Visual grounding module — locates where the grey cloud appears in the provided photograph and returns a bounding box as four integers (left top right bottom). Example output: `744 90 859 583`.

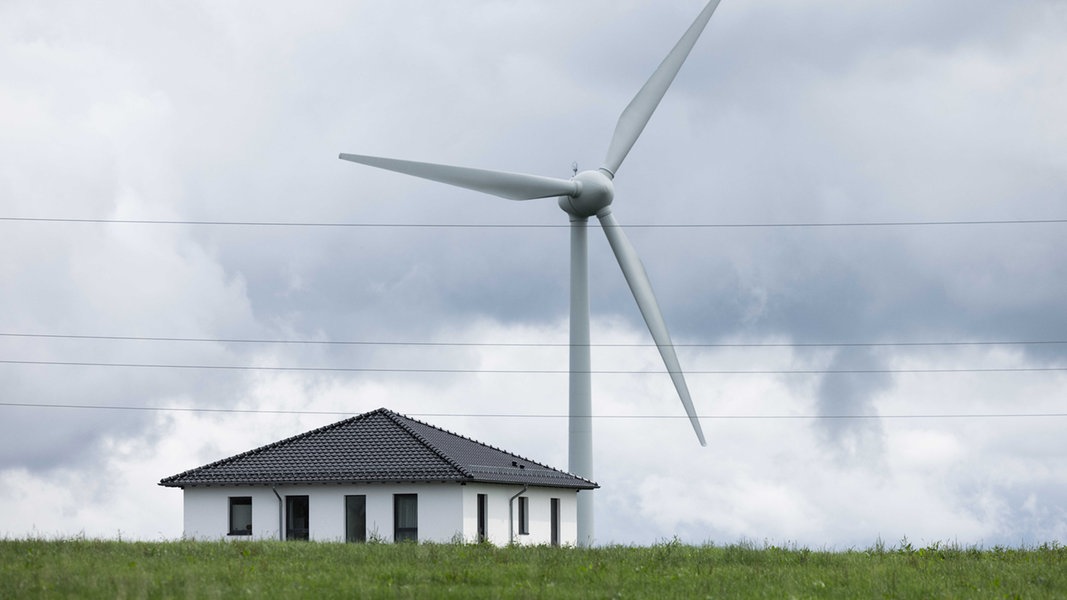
813 348 891 463
1 0 1064 546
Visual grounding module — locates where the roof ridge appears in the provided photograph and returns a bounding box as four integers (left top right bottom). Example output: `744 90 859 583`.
381 408 474 479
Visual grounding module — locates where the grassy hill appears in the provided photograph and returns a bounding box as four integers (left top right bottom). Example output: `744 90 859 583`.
3 538 1064 598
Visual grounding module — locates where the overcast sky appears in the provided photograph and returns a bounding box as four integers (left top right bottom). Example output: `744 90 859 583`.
1 0 1065 548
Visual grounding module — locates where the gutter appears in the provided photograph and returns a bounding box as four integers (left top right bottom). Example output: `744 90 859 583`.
272 486 283 541
507 484 528 545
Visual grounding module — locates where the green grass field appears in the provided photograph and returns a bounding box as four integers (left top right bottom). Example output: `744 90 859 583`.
3 538 1064 598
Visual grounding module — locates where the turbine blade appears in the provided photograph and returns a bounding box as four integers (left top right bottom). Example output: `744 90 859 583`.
602 0 723 176
339 153 578 201
598 211 707 446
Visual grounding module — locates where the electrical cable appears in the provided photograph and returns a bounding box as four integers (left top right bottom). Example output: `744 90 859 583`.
2 332 1064 349
2 358 1065 375
3 216 1066 228
0 401 1064 420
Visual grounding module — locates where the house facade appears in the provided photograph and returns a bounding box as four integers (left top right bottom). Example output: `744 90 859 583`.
160 408 596 545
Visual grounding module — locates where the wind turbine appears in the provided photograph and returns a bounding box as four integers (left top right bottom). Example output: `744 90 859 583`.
341 0 721 546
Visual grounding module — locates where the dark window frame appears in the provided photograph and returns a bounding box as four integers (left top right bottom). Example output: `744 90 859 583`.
518 496 529 535
550 498 561 547
476 493 488 543
285 495 310 541
345 495 367 543
228 496 253 536
394 493 418 542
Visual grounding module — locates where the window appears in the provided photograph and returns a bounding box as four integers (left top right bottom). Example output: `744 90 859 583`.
476 493 488 543
550 498 560 547
394 494 418 542
518 496 529 535
229 496 252 536
345 495 367 543
286 495 309 541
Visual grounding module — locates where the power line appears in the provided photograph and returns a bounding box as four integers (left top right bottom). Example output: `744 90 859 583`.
2 216 1066 228
1 401 1064 420
2 358 1065 375
3 332 1065 349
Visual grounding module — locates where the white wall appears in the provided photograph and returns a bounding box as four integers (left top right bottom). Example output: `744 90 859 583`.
179 483 580 545
460 483 512 546
459 484 579 546
303 483 463 543
183 487 283 541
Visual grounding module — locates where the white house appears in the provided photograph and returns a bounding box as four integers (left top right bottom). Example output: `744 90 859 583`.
160 408 597 546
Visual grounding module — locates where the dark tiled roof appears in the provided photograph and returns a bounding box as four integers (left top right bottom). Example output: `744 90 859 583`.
159 408 597 490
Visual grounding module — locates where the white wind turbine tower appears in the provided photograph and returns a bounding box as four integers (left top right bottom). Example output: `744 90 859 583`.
341 0 722 546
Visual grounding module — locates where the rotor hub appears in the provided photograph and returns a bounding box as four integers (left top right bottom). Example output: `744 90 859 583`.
559 169 615 218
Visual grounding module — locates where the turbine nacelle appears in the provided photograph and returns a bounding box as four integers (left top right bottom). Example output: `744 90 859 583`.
559 169 615 219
